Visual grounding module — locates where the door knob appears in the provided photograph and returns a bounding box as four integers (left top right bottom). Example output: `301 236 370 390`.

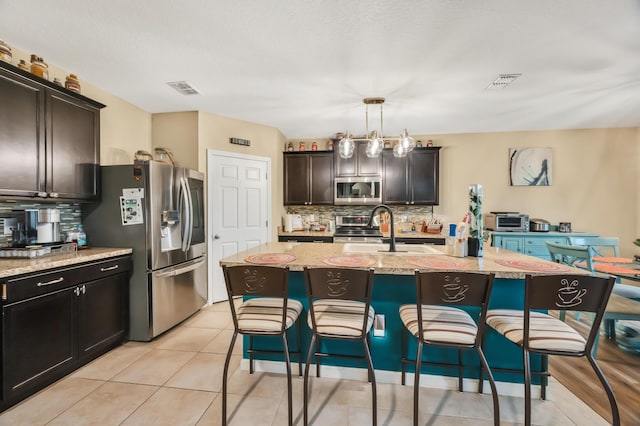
214 234 220 240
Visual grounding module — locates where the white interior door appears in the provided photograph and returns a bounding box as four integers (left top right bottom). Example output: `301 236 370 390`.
207 150 271 303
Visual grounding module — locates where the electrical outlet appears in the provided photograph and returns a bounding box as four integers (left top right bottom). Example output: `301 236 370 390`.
373 314 385 337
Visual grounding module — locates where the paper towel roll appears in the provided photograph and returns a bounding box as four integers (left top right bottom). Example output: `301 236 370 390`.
284 214 294 232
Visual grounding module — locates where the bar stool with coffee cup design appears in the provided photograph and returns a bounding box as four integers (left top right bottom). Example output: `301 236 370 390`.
303 267 377 425
221 265 303 426
486 274 620 426
399 271 500 426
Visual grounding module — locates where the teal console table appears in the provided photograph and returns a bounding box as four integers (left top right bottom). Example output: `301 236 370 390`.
491 231 598 260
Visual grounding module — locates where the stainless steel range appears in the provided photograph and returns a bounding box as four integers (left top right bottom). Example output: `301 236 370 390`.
333 215 383 243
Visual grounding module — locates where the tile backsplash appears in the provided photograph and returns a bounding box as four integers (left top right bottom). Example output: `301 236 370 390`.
284 205 438 228
0 201 82 246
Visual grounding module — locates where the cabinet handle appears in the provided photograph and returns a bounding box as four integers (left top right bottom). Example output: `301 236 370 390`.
74 287 80 296
100 265 119 272
81 285 86 294
37 277 64 287
37 192 48 198
49 192 59 198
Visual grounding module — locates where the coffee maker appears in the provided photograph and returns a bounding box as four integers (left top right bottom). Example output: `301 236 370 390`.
36 208 61 244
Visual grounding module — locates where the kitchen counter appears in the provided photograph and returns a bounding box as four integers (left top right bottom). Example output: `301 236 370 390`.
220 242 586 278
277 229 447 240
0 247 133 279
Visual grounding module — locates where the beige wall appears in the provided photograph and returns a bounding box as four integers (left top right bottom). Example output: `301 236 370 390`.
150 111 287 240
197 111 288 240
151 111 199 169
412 128 638 256
10 47 152 165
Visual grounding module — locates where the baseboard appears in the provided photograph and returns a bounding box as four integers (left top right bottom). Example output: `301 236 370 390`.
240 359 545 398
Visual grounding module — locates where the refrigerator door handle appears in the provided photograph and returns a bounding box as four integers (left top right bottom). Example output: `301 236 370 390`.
154 257 206 278
179 176 193 252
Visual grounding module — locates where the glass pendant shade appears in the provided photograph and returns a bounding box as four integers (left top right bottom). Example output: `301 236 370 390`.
393 142 407 158
399 129 415 152
338 134 355 159
365 131 384 158
340 98 416 159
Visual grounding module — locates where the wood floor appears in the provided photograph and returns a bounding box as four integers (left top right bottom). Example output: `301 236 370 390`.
548 313 640 425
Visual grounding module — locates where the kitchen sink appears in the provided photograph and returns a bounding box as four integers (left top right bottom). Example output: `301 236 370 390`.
342 243 444 255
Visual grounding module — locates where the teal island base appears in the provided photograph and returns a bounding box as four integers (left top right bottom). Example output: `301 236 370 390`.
240 271 547 397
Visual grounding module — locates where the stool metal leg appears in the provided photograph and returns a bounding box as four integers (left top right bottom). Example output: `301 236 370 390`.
282 334 293 426
303 333 316 426
475 346 500 426
457 348 464 392
222 330 239 426
249 335 254 374
541 354 547 400
523 348 532 426
296 319 303 376
401 327 407 386
315 335 321 378
413 341 423 426
587 353 620 425
362 335 377 426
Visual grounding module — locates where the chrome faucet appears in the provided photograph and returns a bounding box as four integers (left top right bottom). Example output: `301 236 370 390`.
367 204 396 252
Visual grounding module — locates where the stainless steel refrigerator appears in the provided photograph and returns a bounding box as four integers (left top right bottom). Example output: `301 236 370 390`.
83 161 207 341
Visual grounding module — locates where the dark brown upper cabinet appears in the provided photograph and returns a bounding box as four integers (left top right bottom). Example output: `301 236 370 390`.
0 62 105 201
382 147 440 205
335 140 381 177
284 152 334 205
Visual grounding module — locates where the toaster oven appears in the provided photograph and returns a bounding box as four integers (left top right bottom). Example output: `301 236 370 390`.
484 213 529 232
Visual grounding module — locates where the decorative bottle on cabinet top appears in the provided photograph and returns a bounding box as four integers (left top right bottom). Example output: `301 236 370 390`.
0 40 12 63
30 54 49 80
65 74 81 93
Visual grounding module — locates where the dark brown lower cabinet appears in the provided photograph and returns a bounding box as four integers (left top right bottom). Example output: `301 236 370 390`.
0 255 131 411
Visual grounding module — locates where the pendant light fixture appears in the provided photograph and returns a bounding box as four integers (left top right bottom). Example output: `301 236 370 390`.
338 97 415 159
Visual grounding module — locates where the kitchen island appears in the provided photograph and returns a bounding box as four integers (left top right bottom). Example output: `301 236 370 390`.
220 242 586 393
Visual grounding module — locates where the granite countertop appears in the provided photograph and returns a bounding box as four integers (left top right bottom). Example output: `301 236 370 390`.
219 242 586 278
0 247 133 279
278 230 445 239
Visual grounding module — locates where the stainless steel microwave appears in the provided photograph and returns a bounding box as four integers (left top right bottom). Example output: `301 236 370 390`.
484 213 529 232
334 177 382 205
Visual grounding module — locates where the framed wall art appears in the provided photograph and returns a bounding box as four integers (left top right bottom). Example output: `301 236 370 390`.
509 147 552 186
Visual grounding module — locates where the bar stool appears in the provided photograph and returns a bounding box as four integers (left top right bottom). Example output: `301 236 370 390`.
399 271 500 426
486 274 620 426
303 267 376 426
221 265 303 426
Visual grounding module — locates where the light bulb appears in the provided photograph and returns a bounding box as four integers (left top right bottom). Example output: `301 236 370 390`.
393 142 407 158
338 134 355 159
399 129 415 152
365 133 384 158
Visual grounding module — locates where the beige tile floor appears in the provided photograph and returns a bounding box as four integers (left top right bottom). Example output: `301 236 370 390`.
0 300 608 425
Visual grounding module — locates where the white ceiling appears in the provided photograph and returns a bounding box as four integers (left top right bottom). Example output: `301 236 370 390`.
2 0 639 139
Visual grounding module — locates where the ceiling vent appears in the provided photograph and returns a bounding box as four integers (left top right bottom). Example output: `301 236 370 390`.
486 74 521 90
166 81 200 95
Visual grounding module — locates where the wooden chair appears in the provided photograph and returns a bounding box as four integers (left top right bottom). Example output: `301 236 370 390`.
303 267 376 426
400 271 499 426
546 242 596 322
568 236 640 299
567 236 620 257
486 274 619 426
221 265 303 426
